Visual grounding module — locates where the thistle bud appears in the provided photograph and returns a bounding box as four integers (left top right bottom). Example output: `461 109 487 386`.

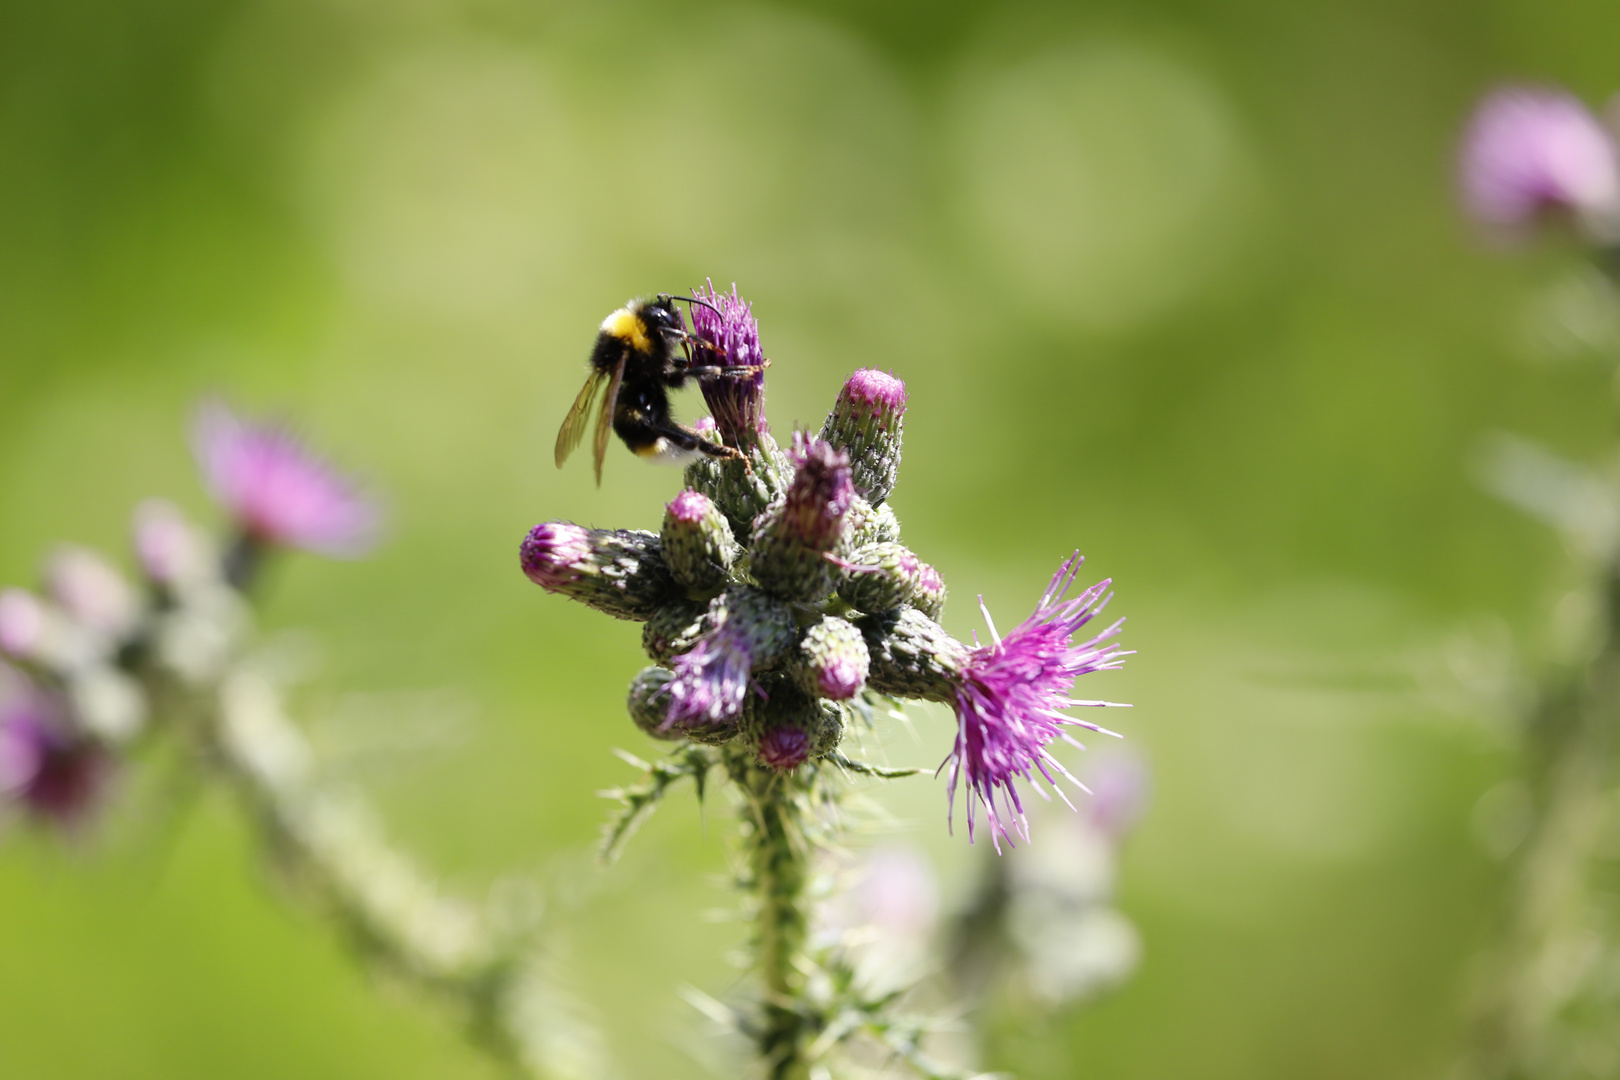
857 606 969 703
757 724 810 771
627 667 737 745
0 590 46 660
641 599 711 665
520 523 675 621
913 562 947 621
133 499 203 588
794 616 870 700
46 547 138 641
819 369 907 505
664 587 796 728
660 490 738 594
750 435 853 603
748 675 846 770
843 496 900 550
836 542 928 614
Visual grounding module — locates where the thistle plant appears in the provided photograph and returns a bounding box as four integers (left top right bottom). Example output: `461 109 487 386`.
522 283 1133 1077
0 402 597 1080
0 284 1136 1080
1456 84 1620 1080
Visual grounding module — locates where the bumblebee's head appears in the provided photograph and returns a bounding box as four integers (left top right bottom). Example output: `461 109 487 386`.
600 296 685 357
641 295 685 335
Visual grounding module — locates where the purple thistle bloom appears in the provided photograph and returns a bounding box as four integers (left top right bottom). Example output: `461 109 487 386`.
781 433 855 550
192 399 380 558
1085 752 1151 842
662 589 796 730
1460 86 1620 240
816 650 866 700
0 682 108 826
664 623 756 729
840 368 908 416
519 522 596 592
944 553 1130 852
666 489 713 524
689 281 767 447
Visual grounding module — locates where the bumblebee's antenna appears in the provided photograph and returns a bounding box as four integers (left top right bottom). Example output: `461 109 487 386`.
666 293 724 318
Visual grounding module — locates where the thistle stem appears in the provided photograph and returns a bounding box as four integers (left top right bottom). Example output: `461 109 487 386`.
731 751 812 1080
1465 564 1620 1077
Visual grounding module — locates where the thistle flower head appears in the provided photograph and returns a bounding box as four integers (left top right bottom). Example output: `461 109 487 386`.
821 369 907 504
665 625 756 729
627 666 737 744
690 281 766 447
749 435 854 602
781 433 855 550
1460 86 1620 240
520 522 595 592
520 523 674 621
757 724 811 771
663 589 795 730
945 553 1130 852
0 677 108 826
795 615 870 700
192 399 380 557
660 490 737 593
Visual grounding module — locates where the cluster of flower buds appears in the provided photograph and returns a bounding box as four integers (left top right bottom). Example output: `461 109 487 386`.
521 286 1131 848
0 402 377 829
1460 86 1620 244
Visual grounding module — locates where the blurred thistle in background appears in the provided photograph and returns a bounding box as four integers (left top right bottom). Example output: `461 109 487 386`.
1458 81 1620 1080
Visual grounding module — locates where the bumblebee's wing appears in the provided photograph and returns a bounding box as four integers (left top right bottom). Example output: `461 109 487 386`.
592 353 628 486
555 369 609 469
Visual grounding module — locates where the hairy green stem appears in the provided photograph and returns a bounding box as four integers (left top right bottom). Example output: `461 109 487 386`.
730 751 813 1080
191 665 548 1078
1464 566 1620 1079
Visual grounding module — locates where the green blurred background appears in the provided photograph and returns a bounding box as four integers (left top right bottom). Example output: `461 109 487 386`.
1 0 1614 1076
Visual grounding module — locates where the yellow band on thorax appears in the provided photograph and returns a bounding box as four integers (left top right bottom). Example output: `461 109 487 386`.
601 307 653 354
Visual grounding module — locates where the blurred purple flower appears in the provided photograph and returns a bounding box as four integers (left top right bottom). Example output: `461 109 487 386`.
192 400 379 557
132 499 203 587
945 553 1130 852
689 281 767 446
849 845 940 936
45 547 137 640
1085 752 1151 842
1460 86 1620 240
0 590 45 660
0 681 108 826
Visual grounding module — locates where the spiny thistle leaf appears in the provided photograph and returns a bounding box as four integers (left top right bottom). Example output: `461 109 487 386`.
597 743 720 863
824 750 920 779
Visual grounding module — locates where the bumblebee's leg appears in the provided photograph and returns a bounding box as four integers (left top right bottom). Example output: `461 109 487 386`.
640 419 745 463
684 358 771 380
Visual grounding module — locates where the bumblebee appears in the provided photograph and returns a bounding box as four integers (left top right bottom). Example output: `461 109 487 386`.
555 295 755 484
